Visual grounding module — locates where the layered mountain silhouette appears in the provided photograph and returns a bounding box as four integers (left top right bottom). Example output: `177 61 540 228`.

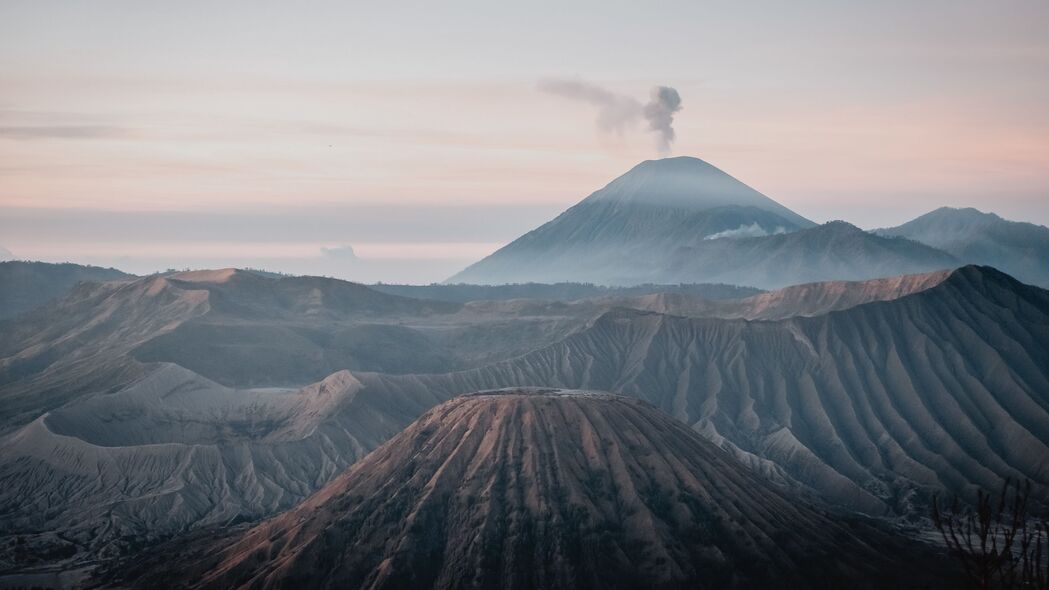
3 152 1047 588
2 265 1046 572
877 206 1049 287
361 266 1049 514
450 157 813 285
112 390 943 590
0 268 605 431
657 220 956 289
0 266 774 431
450 157 959 287
0 261 132 320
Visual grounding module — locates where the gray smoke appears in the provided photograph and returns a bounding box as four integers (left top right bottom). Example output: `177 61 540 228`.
643 86 682 154
537 78 682 154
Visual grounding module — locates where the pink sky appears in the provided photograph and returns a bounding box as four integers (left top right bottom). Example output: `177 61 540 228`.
2 1 1047 282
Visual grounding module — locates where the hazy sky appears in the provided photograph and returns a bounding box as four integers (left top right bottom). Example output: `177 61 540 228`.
2 1 1048 282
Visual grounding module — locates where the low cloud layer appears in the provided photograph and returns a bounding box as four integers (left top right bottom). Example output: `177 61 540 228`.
537 79 683 154
705 223 787 240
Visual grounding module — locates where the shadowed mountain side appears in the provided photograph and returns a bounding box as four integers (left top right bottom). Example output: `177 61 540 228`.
0 363 448 571
0 269 603 432
877 207 1049 287
454 218 957 289
658 221 957 289
0 261 133 320
0 274 213 431
109 391 949 590
356 266 1049 515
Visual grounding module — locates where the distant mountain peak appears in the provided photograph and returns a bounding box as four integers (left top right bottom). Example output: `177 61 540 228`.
636 154 714 167
923 206 1002 223
931 205 993 215
582 156 812 226
0 260 133 319
878 207 1049 287
448 157 823 285
626 155 724 175
819 220 866 233
943 264 1021 289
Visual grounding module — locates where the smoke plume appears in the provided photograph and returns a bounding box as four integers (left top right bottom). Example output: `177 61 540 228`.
643 86 682 154
537 78 683 154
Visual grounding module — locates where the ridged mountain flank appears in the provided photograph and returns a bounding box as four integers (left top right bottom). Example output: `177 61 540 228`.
0 268 461 431
449 158 957 287
609 267 954 320
362 266 1049 515
119 390 941 590
3 265 1044 571
877 207 1049 287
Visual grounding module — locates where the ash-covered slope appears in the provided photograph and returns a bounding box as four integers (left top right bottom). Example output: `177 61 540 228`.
608 267 953 320
877 207 1049 287
2 266 1043 573
0 363 446 572
362 266 1049 514
0 272 212 431
0 268 602 432
450 157 816 285
121 390 937 590
128 269 465 384
0 261 132 319
716 266 953 319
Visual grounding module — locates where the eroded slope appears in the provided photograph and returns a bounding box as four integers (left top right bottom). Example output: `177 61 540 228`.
359 266 1049 514
118 391 939 590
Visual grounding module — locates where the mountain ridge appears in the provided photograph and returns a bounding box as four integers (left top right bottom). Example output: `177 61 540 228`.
110 390 945 590
578 156 813 225
449 158 960 287
450 157 817 285
0 261 133 320
360 265 1049 514
1 265 1044 570
877 206 1049 287
608 266 953 320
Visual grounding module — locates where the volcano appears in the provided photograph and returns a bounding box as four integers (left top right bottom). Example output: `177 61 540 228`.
121 389 943 590
449 157 955 287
